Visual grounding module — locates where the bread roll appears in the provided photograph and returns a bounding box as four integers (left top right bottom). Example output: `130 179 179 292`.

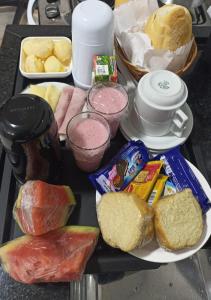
144 4 192 51
54 40 71 65
25 55 44 73
23 39 54 59
154 189 203 251
44 56 64 73
97 192 154 252
115 0 128 8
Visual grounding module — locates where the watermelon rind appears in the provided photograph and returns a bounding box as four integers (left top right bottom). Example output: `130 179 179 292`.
64 226 99 234
64 186 76 205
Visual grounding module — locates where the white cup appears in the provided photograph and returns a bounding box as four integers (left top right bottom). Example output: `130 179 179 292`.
132 70 189 137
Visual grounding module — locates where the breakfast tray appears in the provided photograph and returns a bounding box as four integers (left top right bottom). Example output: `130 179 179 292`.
0 25 211 275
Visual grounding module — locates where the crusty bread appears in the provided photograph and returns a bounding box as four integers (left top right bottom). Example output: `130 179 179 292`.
154 189 203 251
144 4 192 51
97 192 154 252
115 0 128 8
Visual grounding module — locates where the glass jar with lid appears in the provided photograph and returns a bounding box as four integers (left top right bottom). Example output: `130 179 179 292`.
0 94 60 183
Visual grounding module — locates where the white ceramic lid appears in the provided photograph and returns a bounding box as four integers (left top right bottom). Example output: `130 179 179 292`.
138 70 188 109
72 0 114 44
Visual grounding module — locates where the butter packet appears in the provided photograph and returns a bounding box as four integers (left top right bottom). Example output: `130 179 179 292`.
92 55 117 83
89 140 149 194
125 161 163 202
148 175 168 206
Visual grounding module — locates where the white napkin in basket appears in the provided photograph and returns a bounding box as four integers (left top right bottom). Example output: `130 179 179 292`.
114 0 193 72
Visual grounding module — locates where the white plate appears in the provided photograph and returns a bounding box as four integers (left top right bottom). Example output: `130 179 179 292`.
22 81 70 94
19 37 72 79
22 81 70 141
120 103 193 152
96 160 211 263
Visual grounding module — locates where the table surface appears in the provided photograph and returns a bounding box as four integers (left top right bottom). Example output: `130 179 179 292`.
0 24 211 298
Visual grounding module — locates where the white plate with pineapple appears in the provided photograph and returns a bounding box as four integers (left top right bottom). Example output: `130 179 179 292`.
22 82 70 141
22 81 69 112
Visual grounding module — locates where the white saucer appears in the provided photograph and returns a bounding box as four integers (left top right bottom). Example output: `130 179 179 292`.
120 103 193 151
96 161 211 263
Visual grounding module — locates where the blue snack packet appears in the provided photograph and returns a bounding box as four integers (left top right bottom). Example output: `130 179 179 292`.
89 140 149 194
155 147 211 214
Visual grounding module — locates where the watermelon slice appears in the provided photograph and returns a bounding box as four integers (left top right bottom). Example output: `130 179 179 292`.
13 180 76 235
0 226 99 284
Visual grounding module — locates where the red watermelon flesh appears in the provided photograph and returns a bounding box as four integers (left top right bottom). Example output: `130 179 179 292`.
0 226 99 284
13 181 76 235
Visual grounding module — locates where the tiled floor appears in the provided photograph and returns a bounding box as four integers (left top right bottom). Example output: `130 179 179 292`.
0 7 16 46
69 251 211 300
99 254 208 300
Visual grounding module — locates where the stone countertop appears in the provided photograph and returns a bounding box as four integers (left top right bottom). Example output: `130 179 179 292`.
0 267 70 300
0 7 16 46
182 35 211 183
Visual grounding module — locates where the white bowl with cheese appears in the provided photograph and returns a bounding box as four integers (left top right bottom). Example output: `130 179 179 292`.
19 36 72 79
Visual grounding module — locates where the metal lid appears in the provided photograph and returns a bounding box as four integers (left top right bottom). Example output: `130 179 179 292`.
0 94 54 143
138 70 188 110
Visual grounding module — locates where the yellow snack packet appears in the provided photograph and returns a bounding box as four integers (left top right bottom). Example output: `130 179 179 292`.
148 175 168 207
125 161 163 201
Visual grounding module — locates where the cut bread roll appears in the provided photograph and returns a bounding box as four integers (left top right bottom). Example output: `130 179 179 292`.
97 192 154 252
154 189 203 251
144 4 192 51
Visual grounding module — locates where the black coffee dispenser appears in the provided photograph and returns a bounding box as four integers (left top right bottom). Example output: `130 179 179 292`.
0 94 60 183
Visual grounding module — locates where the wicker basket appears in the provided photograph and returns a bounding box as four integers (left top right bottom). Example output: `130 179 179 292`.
115 38 198 81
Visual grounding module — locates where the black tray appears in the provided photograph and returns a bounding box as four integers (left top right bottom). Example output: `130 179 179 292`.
0 25 211 277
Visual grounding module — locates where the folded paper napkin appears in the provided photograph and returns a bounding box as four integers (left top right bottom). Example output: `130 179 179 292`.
114 0 193 72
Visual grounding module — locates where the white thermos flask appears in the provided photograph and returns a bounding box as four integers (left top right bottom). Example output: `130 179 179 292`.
72 0 114 89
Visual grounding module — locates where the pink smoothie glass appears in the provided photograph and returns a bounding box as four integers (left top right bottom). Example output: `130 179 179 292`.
87 82 128 138
66 112 110 172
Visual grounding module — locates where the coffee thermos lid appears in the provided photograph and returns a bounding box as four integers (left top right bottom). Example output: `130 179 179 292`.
72 0 114 45
0 94 54 143
72 0 114 89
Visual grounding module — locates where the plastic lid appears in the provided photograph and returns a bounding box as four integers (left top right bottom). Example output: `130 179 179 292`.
138 70 188 109
0 94 54 143
72 0 114 44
